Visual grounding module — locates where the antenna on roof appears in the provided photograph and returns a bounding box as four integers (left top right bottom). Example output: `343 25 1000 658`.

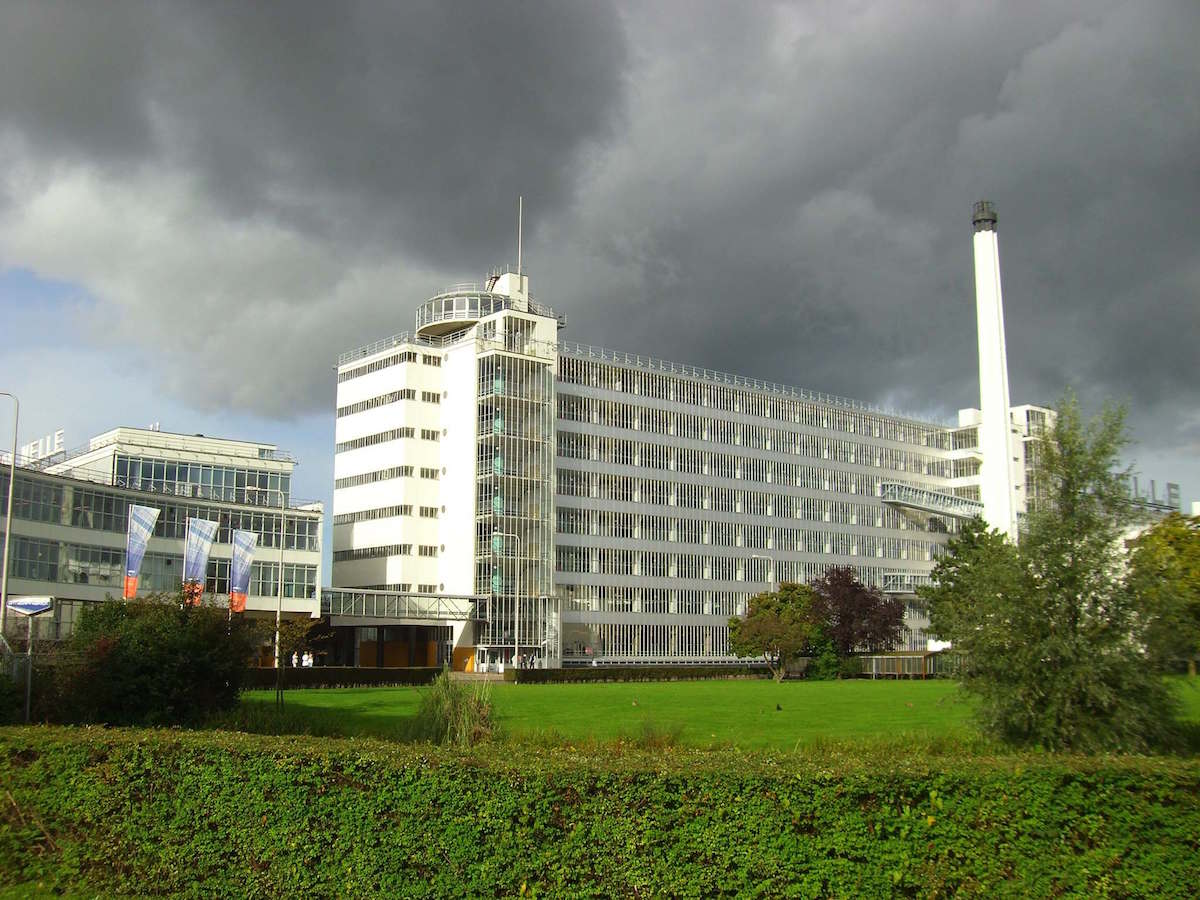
517 195 523 276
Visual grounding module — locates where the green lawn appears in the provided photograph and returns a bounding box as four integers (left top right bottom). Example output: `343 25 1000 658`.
235 675 1200 750
238 679 967 749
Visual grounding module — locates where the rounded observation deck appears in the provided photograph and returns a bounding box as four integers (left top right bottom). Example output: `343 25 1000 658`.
415 286 520 338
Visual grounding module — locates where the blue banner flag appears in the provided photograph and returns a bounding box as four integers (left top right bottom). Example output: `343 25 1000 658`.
182 518 219 605
229 529 258 613
123 504 160 599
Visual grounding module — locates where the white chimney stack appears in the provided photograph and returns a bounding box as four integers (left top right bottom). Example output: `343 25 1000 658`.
972 201 1018 540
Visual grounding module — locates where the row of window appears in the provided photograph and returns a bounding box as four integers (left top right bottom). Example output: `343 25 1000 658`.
557 501 917 537
337 350 418 383
115 455 291 505
334 466 414 489
558 429 954 481
555 540 935 580
333 505 412 525
336 389 416 418
332 543 440 562
4 534 318 598
557 395 954 473
555 509 942 556
333 427 444 454
563 622 731 661
561 584 748 616
73 487 320 550
334 544 410 562
0 474 321 550
558 356 949 447
558 583 929 651
335 427 414 453
556 468 890 512
352 583 442 594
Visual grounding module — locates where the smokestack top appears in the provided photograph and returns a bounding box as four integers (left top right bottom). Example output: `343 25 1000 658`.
972 200 998 232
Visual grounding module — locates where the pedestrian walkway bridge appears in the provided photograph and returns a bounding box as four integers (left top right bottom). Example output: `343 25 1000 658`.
879 482 983 520
321 589 485 624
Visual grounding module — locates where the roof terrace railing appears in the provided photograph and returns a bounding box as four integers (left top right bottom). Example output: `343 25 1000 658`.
557 342 952 426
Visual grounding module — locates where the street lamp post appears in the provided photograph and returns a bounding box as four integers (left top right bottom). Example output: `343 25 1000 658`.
0 391 19 650
249 487 288 708
272 491 287 709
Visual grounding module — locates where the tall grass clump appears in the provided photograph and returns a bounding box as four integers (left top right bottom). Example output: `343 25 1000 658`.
412 670 493 746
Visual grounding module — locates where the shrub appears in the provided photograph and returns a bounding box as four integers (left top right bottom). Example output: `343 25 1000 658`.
411 669 493 746
513 664 770 683
2 728 1199 897
49 595 262 726
0 672 20 724
242 666 440 689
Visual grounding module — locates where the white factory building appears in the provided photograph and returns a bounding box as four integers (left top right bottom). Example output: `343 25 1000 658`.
329 202 1082 670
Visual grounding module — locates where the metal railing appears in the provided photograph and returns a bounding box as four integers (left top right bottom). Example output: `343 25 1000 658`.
337 328 476 366
558 343 952 426
322 589 484 621
33 434 297 470
879 482 983 519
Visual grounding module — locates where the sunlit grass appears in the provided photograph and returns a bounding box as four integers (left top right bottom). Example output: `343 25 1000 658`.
224 675 1200 751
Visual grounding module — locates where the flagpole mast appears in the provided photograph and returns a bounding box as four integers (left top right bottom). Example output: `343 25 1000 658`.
275 490 286 709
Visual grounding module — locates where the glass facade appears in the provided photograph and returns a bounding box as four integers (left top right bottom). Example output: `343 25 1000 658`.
473 347 557 658
0 533 316 599
114 454 291 505
553 352 960 658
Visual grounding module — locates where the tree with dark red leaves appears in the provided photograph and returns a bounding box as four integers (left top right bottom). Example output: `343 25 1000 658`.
810 566 906 657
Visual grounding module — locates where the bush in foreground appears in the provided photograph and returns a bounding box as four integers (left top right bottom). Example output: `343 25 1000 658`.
47 595 262 725
1 727 1198 897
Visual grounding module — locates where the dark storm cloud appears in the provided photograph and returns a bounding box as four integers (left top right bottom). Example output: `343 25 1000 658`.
534 0 1200 468
0 0 627 265
0 0 1197 495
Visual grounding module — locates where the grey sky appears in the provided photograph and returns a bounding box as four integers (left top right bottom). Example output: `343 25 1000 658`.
1 0 1197 503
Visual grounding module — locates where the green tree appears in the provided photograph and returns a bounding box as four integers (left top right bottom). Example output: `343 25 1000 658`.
728 582 821 681
1128 513 1200 675
51 592 264 725
922 392 1179 752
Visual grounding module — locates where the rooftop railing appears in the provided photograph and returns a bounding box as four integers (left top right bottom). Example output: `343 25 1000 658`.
336 328 474 366
558 342 952 426
30 436 297 471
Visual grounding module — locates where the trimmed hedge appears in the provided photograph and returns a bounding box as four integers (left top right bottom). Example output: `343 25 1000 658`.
3 727 1199 897
244 666 441 689
512 663 771 683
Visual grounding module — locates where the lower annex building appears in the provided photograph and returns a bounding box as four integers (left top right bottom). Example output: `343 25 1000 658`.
329 205 1058 670
1 427 323 655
